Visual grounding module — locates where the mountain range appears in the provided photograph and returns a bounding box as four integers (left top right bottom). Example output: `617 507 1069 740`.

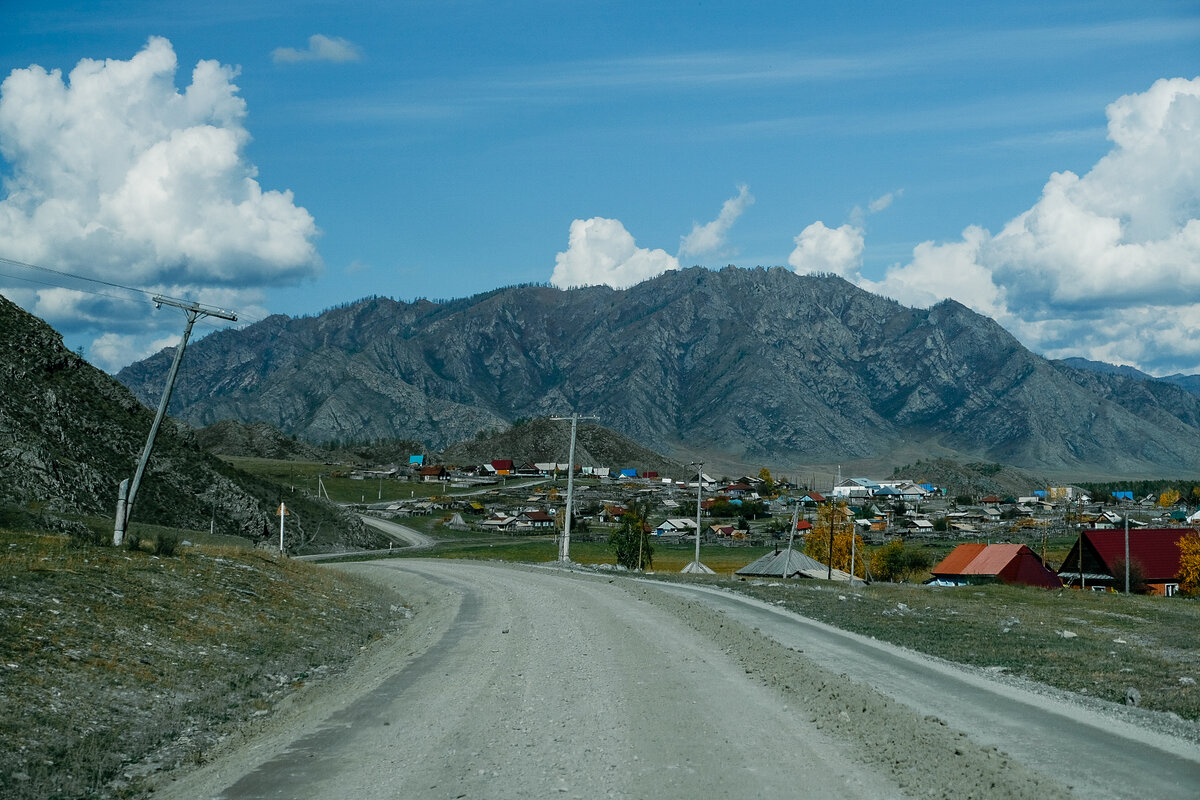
115 267 1200 478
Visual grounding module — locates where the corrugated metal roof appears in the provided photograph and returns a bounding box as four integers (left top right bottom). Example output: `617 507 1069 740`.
1082 528 1189 581
932 543 1061 588
964 543 1027 575
736 549 857 582
931 543 987 575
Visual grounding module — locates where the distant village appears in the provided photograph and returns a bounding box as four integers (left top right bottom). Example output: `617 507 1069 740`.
349 456 1199 598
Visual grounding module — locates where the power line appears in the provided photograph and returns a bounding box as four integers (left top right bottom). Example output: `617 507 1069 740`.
0 253 264 326
0 254 157 300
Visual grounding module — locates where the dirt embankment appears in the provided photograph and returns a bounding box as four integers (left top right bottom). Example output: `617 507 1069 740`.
0 532 412 800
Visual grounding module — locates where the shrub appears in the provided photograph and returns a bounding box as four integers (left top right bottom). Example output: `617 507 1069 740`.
871 539 933 582
154 533 180 557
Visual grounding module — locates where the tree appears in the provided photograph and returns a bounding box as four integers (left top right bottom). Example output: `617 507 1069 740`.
608 501 653 570
758 467 776 496
804 502 866 578
1158 489 1182 508
870 540 933 582
1109 557 1148 594
1179 530 1200 595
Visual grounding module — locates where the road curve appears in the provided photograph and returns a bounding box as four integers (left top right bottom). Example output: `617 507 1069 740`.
358 514 436 549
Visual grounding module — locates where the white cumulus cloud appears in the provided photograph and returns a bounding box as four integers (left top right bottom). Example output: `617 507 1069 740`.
551 217 679 289
861 77 1200 375
679 184 755 261
0 37 321 371
272 35 363 64
787 221 865 279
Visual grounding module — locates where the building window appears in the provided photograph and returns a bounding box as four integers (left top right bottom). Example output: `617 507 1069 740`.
1165 583 1179 598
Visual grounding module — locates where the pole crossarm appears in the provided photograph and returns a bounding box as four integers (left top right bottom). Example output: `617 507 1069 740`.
151 295 238 322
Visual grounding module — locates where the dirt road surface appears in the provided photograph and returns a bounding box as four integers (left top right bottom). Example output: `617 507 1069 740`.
159 560 1198 799
358 515 436 549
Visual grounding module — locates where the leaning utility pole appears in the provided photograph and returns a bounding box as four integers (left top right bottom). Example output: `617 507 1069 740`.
114 296 236 546
550 413 598 562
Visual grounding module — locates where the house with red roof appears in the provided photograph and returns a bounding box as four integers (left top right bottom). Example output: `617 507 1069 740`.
928 543 1061 589
1057 528 1189 596
418 464 447 482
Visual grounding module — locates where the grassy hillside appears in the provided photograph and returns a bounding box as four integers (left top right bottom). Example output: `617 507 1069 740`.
0 528 410 800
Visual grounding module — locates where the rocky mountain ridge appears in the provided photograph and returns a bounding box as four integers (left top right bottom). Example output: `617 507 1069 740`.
115 267 1200 477
1059 357 1200 398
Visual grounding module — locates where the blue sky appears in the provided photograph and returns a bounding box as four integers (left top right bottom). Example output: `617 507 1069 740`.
1 1 1198 374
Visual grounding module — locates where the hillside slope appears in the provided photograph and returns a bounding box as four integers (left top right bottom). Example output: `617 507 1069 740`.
439 417 686 476
0 296 376 551
116 267 1200 476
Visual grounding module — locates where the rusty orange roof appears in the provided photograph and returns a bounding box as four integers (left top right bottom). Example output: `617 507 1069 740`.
932 543 1061 588
931 543 987 575
961 543 1028 575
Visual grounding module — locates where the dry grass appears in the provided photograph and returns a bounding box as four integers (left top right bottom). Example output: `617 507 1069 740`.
0 528 410 799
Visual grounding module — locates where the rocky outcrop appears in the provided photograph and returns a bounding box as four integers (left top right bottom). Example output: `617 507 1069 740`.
116 268 1200 476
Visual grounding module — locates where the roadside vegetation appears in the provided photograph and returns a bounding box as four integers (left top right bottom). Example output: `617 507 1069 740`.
0 525 409 800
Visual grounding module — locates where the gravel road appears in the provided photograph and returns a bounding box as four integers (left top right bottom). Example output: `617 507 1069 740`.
158 560 1197 799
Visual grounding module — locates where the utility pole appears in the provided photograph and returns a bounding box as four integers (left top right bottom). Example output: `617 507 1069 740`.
826 501 836 580
114 296 236 546
1124 511 1130 595
550 414 597 563
681 462 713 574
783 502 801 576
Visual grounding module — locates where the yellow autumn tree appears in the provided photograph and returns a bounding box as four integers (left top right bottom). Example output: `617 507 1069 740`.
1179 530 1200 595
758 467 776 497
804 502 866 578
1158 488 1182 508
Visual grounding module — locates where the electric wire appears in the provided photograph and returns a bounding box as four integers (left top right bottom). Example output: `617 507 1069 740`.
0 253 267 326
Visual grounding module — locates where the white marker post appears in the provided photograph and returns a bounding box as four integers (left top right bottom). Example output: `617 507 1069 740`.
278 502 288 554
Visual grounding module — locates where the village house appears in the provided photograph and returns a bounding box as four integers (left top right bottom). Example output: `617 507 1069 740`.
902 518 935 534
478 512 517 532
654 518 698 537
1058 528 1191 596
832 478 880 499
515 510 555 530
418 464 448 483
928 543 1061 589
